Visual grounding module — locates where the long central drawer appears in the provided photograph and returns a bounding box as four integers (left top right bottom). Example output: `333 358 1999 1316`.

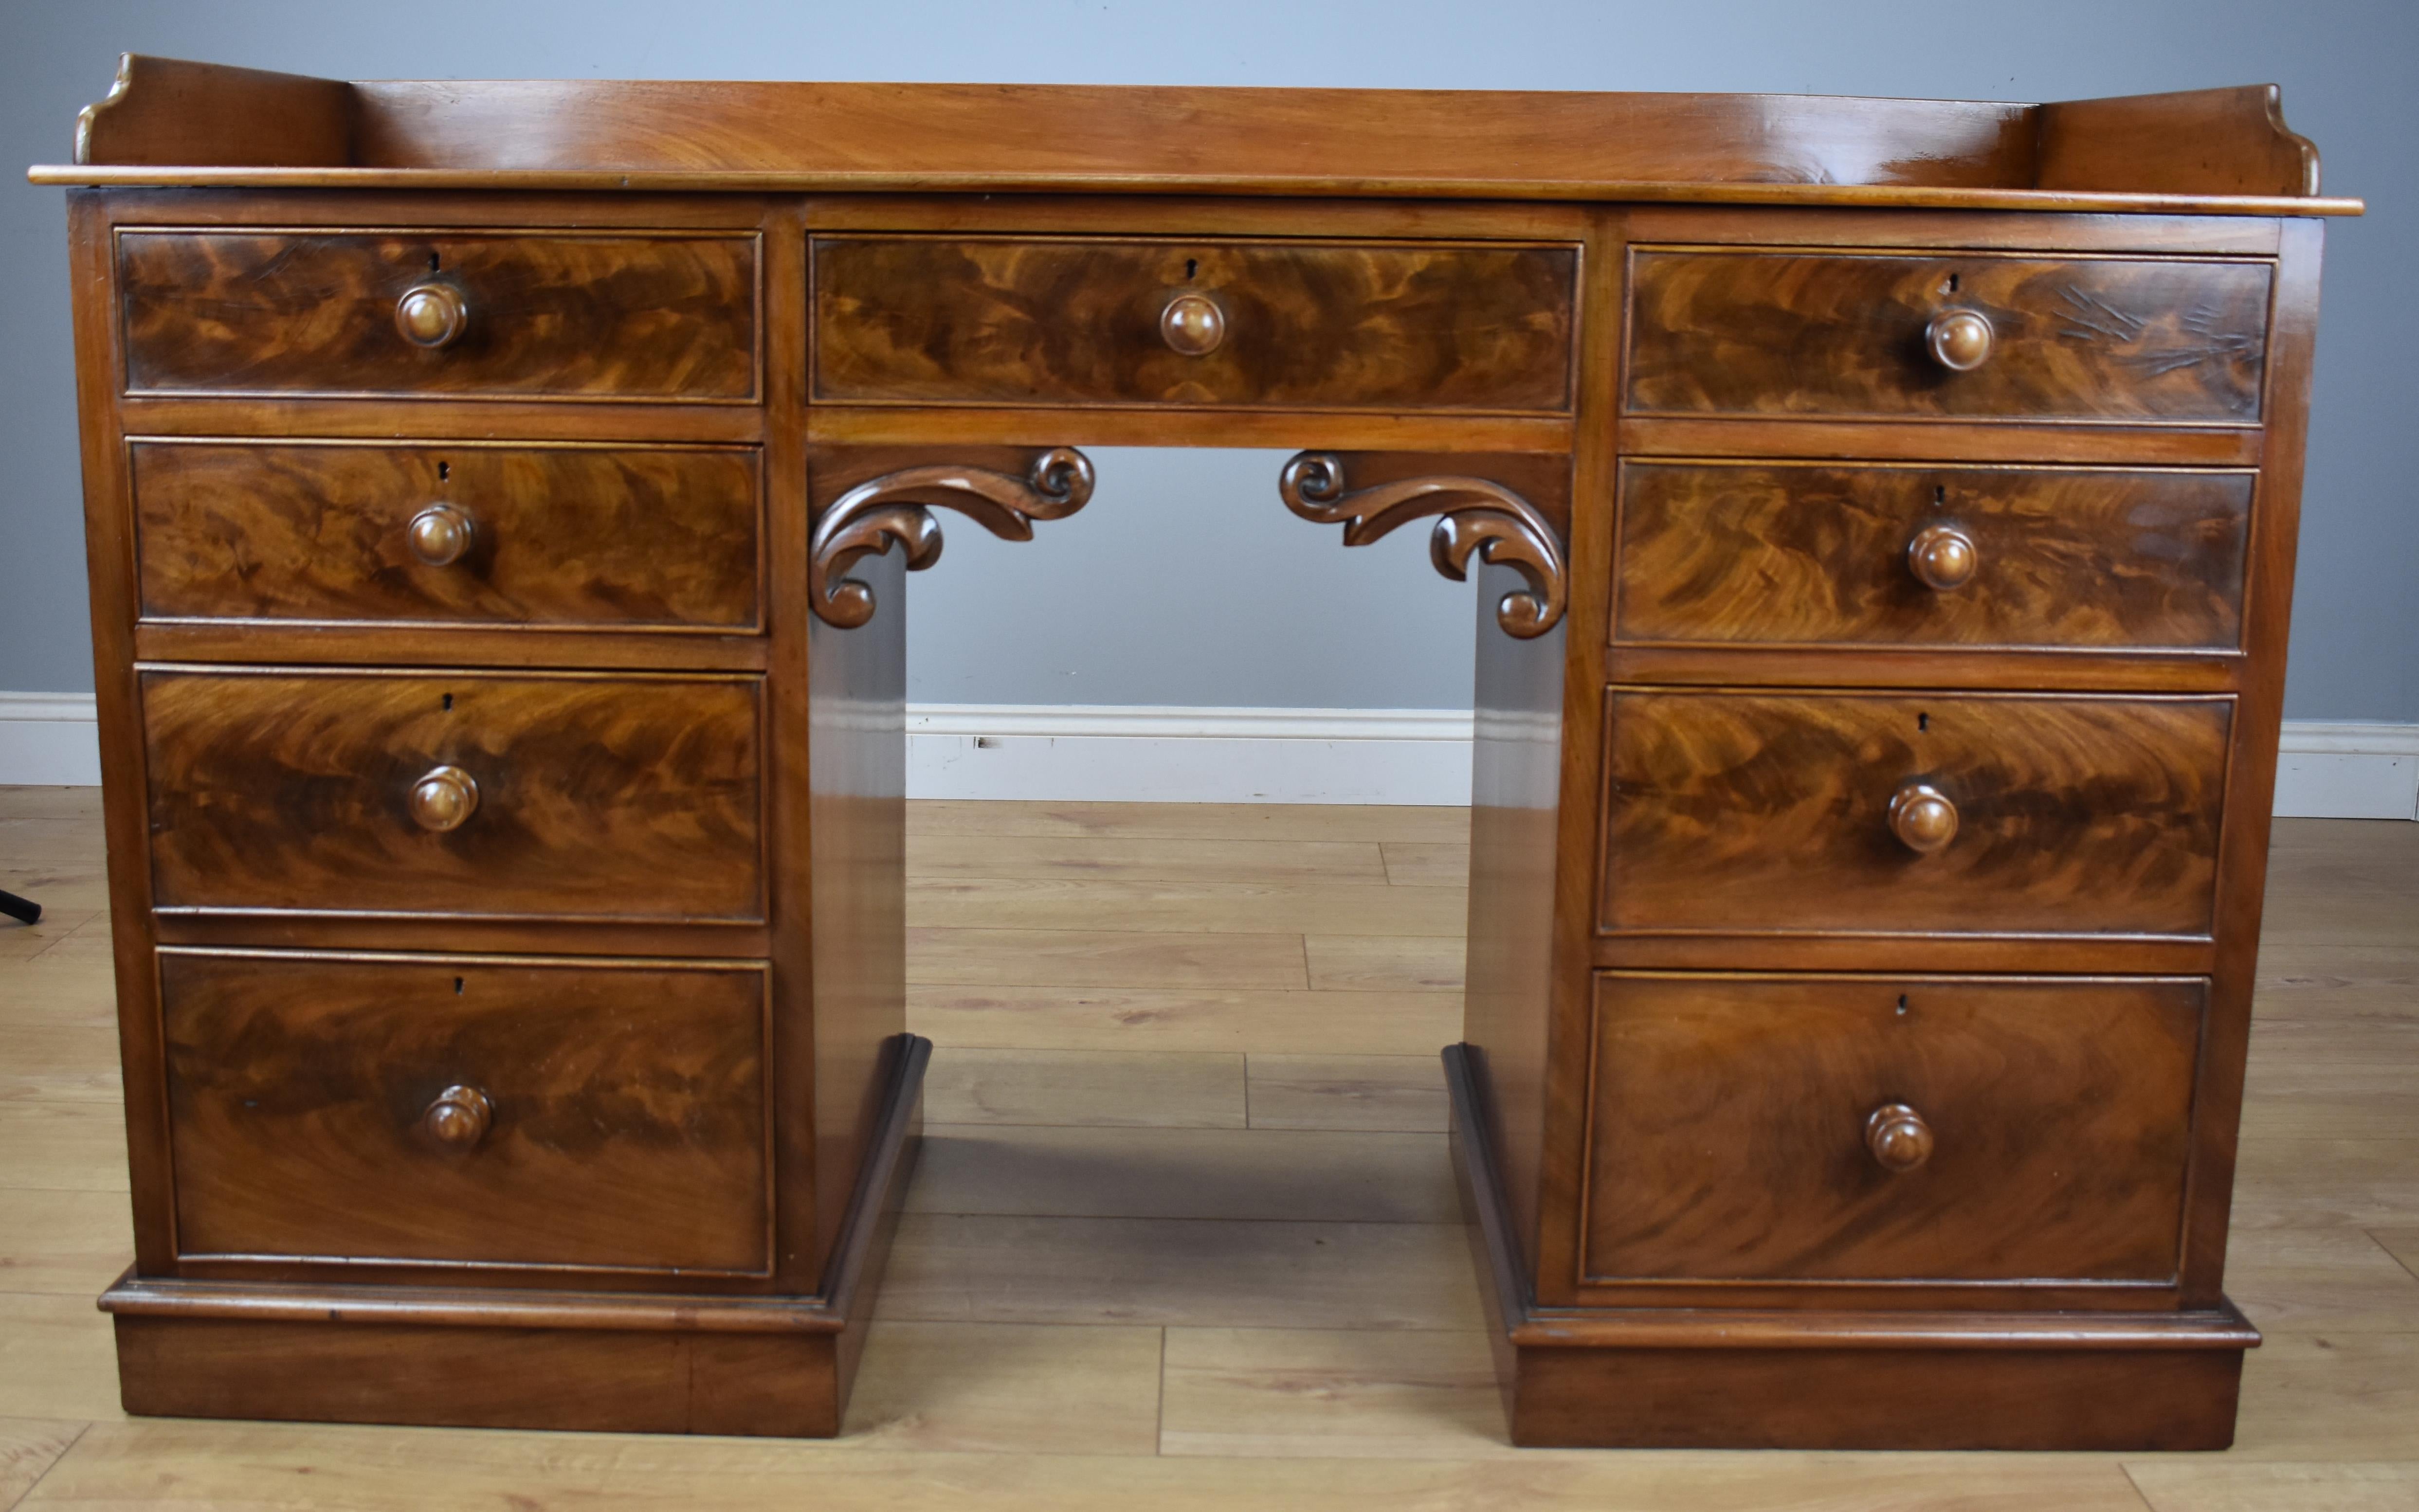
142 669 764 922
812 235 1578 411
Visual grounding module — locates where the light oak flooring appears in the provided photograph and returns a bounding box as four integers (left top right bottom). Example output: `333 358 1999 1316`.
1 788 2415 1509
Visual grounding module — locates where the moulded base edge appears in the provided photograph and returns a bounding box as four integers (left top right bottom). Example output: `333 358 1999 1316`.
1443 1041 2254 1451
101 1033 930 1437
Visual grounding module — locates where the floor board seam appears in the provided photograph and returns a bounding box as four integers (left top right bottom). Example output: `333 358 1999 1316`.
1152 1326 1168 1457
2369 1229 2419 1284
1 1419 89 1512
2113 1460 2164 1512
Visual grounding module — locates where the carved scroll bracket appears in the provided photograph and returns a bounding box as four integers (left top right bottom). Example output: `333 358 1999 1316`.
1278 452 1568 638
808 447 1095 628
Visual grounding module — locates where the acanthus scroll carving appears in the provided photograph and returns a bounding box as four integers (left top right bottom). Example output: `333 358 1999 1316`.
808 447 1095 628
1278 452 1568 638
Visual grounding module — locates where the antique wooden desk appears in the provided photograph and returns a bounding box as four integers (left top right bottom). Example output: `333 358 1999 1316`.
33 56 2359 1449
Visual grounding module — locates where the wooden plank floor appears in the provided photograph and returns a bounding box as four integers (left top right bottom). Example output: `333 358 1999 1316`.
1 787 2414 1509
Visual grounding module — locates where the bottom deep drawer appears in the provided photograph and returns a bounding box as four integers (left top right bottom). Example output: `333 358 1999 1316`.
1583 972 2203 1286
161 949 771 1274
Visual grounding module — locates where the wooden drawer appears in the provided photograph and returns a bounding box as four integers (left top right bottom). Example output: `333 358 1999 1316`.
143 669 764 922
1614 462 2254 650
1624 250 2271 422
118 230 759 400
161 950 769 1273
1583 972 2201 1284
812 235 1576 411
1599 688 2230 938
130 441 762 630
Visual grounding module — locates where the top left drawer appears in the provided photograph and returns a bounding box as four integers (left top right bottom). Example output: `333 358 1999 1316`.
117 231 760 402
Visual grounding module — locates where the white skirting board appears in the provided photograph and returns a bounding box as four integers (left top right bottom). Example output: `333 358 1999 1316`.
908 704 1477 805
0 694 104 787
5 692 2416 817
2271 721 2419 820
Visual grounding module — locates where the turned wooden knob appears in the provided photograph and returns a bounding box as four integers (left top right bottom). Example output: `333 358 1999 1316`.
1906 522 1977 591
406 503 477 567
1866 1102 1934 1172
396 283 469 349
1160 292 1226 356
1926 308 1993 372
1888 780 1958 855
408 765 479 832
423 1084 493 1149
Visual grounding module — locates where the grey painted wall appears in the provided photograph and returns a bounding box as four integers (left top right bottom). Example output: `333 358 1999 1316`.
2 0 2410 718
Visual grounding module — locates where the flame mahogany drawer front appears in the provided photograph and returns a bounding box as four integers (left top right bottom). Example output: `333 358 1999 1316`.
160 950 771 1274
1599 688 2232 938
141 669 765 922
1614 461 2255 650
811 235 1579 412
130 441 763 630
1623 250 2273 422
117 230 760 400
1583 972 2202 1285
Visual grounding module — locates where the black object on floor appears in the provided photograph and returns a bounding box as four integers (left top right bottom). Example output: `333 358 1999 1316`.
0 889 39 925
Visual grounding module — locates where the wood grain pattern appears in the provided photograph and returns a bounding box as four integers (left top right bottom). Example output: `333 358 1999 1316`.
1625 251 2273 421
39 67 2354 1455
122 393 764 445
2037 85 2321 198
1460 562 1568 1284
907 878 1468 937
113 1318 837 1435
1278 452 1569 636
812 237 1575 412
0 1418 83 1505
807 447 1093 628
159 950 769 1273
879 1213 1486 1330
908 802 1464 844
906 834 1391 884
90 1034 924 1431
1614 462 2254 650
1157 1326 1507 1458
14 792 2419 1473
842 1320 1167 1453
74 54 352 169
1599 688 2232 938
1509 1344 2243 1451
804 514 909 1289
48 64 2366 216
1455 1047 2261 1454
925 1047 1245 1129
119 231 758 399
904 1125 1455 1224
142 669 763 921
907 926 1310 990
1243 1054 1447 1133
353 80 2037 186
905 985 1464 1056
131 441 761 629
1581 973 2203 1284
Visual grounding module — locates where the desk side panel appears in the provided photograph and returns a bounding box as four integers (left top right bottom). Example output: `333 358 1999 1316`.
1463 576 1564 1277
805 547 908 1289
69 189 179 1278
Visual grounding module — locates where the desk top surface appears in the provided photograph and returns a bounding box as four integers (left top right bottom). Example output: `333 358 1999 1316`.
28 54 2363 217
